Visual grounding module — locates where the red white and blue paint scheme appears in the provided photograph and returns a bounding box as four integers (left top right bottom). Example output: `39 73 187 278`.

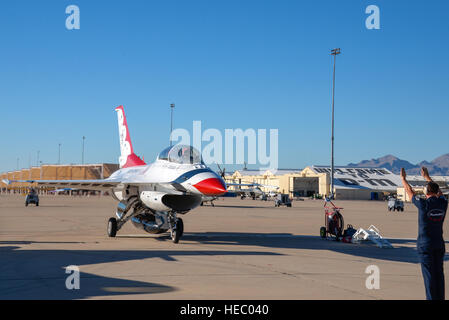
4 106 227 243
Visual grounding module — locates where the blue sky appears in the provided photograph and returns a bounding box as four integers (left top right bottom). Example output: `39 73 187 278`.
0 0 448 172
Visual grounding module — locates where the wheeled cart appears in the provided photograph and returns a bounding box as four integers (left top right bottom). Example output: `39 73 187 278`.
320 199 344 241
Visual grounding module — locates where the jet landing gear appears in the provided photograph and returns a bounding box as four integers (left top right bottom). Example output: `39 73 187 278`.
107 199 186 243
169 213 184 244
108 217 118 237
107 198 139 238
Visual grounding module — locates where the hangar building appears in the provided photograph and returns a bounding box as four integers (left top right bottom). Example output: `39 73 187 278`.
227 166 449 200
0 163 119 194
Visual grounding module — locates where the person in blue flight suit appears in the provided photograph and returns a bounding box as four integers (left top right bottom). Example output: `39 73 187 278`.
401 166 447 300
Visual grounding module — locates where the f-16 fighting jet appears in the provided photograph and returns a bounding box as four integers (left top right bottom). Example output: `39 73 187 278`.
3 106 227 243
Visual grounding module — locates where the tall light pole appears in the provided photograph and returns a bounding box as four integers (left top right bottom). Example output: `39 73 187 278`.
169 104 175 146
37 151 40 167
330 48 341 199
58 143 61 165
16 157 19 170
82 136 86 164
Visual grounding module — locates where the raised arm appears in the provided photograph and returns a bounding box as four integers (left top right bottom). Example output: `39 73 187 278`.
401 168 415 200
421 166 443 197
421 167 433 183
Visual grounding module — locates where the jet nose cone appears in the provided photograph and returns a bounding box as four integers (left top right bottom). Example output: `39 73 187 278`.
193 178 227 196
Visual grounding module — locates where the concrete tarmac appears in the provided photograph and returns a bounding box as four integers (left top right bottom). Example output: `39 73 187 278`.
0 194 448 300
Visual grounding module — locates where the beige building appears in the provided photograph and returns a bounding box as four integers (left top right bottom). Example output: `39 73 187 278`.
0 163 119 194
226 167 328 198
226 169 301 194
226 166 420 200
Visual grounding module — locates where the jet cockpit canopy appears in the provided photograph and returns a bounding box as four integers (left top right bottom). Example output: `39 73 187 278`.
157 145 203 165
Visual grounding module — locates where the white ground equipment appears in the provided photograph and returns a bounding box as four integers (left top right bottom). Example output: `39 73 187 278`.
387 196 404 212
351 225 393 248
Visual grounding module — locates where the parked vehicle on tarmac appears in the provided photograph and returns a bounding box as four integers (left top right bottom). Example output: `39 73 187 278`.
275 194 292 207
320 199 345 240
25 188 39 207
387 196 404 212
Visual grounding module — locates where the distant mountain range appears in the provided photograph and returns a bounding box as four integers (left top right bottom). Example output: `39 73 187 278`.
348 153 449 176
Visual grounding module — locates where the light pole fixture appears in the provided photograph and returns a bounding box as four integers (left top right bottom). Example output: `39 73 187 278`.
82 136 86 164
330 48 341 199
170 104 175 146
58 143 61 165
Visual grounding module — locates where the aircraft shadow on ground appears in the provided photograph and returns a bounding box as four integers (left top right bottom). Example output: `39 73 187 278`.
0 244 281 300
212 204 264 209
34 205 75 208
182 233 449 264
0 241 85 245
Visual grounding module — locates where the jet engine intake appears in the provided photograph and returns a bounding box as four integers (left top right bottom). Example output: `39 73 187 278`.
140 191 202 212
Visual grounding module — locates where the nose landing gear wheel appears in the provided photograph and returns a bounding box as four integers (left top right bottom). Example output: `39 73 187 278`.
171 218 184 243
108 217 117 237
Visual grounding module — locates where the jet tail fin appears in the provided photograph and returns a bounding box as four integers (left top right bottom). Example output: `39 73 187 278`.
115 106 146 168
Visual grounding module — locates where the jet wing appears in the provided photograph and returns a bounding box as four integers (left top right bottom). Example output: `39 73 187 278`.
48 188 77 193
2 178 182 192
2 179 121 191
228 189 249 195
226 182 279 189
226 183 258 187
